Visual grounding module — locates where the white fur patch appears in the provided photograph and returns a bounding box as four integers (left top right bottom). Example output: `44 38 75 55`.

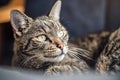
45 55 65 62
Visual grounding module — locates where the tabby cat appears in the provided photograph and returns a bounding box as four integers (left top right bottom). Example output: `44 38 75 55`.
11 0 120 75
11 0 92 75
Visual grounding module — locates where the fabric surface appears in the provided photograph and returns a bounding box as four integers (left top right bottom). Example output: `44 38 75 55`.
25 0 106 38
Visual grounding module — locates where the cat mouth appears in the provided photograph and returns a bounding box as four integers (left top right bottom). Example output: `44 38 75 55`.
44 50 64 58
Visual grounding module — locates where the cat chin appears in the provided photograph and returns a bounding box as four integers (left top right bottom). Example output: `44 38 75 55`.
44 54 65 62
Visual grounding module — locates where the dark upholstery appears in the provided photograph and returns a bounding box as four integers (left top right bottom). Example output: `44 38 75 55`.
25 0 120 39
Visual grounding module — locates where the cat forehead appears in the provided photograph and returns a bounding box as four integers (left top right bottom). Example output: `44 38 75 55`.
33 16 62 30
25 16 64 35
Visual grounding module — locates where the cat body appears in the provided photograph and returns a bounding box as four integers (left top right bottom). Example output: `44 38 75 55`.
96 28 120 74
72 28 120 74
11 0 91 75
11 0 120 75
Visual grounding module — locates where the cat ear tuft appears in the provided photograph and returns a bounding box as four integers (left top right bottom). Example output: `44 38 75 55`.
10 10 32 36
49 0 61 21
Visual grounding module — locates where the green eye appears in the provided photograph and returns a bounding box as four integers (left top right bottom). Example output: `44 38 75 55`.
37 35 46 42
57 31 64 37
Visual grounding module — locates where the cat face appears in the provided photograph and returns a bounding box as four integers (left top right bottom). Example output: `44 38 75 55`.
11 0 69 62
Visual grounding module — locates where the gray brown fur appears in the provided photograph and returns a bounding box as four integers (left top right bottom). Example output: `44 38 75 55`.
72 31 110 53
11 0 92 75
96 28 120 74
72 28 120 74
10 0 120 75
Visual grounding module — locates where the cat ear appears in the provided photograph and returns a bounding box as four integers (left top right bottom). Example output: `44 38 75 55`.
49 0 61 21
10 10 33 36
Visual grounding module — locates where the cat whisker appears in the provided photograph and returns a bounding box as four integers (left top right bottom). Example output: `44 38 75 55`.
74 48 92 55
68 50 81 60
68 48 93 61
23 55 39 65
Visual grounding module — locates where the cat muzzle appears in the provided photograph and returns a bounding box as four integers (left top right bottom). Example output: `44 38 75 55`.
44 49 64 58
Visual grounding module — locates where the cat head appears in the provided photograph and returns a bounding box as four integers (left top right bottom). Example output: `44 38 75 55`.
10 0 69 62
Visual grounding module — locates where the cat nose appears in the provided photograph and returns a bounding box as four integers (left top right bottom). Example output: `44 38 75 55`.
57 44 64 49
51 38 64 49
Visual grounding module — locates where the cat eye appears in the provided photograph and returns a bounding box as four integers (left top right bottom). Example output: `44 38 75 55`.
37 35 46 42
57 31 64 37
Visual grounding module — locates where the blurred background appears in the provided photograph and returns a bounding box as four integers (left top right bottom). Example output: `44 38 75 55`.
0 0 120 66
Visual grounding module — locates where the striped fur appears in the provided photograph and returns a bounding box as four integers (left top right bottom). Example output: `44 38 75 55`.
10 0 92 75
96 28 120 74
